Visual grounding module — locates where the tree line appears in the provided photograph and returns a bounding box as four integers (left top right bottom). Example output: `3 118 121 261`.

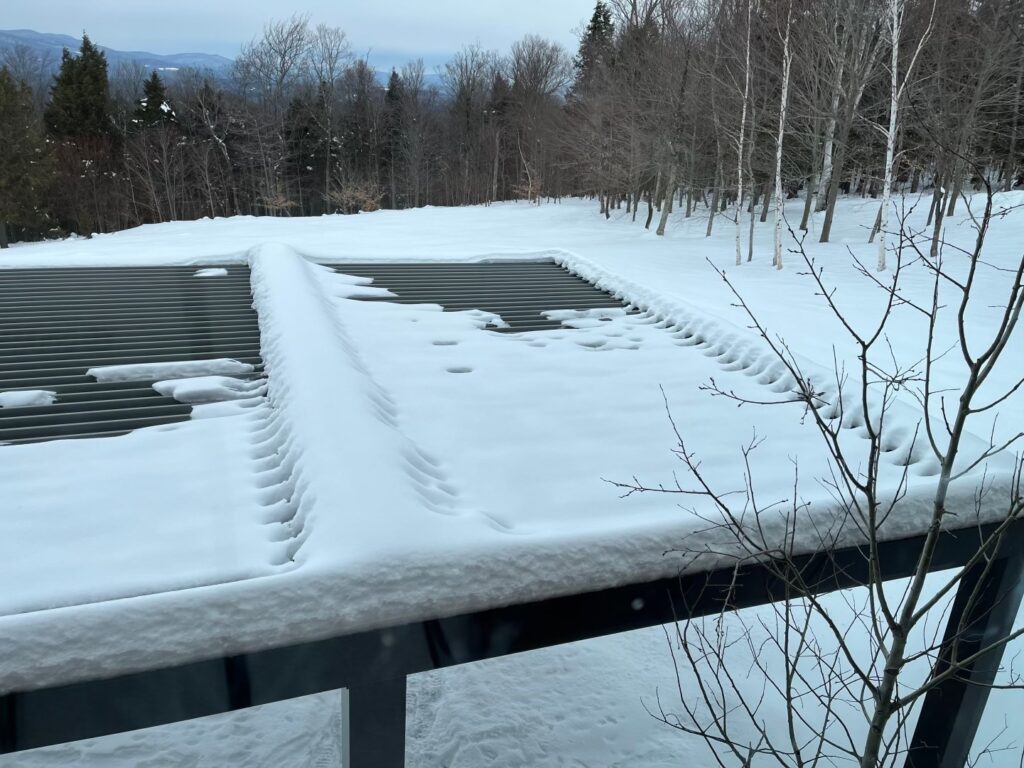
1 1 1022 260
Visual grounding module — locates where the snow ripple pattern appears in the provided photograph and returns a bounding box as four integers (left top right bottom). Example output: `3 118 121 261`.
552 250 942 478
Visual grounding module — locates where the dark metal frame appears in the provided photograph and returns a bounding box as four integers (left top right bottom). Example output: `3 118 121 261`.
3 519 1021 767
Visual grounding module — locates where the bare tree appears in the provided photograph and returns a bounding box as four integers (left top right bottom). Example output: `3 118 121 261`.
615 186 1024 767
772 0 794 270
817 0 885 243
736 0 753 266
0 43 54 116
872 0 935 270
507 35 572 202
305 24 351 208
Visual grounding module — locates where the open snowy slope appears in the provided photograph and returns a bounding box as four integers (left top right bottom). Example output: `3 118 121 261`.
0 195 1019 699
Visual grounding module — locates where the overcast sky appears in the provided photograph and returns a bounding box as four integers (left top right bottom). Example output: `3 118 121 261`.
5 1 595 69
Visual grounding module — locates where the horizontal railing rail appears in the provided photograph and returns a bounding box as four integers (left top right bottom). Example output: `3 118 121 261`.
3 519 1021 768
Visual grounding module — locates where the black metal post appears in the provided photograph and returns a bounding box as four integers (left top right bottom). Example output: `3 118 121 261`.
906 535 1024 768
342 676 407 768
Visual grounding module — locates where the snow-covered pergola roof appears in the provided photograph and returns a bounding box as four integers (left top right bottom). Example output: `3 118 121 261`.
0 200 1021 767
0 238 1013 701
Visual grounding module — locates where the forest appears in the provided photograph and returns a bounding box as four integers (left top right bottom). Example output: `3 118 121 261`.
0 0 1022 259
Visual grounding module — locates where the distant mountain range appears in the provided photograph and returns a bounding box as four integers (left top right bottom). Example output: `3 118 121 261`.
0 29 233 75
1 29 447 88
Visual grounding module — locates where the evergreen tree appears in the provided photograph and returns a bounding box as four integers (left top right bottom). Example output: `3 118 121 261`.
135 71 172 127
338 59 380 184
570 1 615 99
486 72 511 201
0 67 51 247
284 94 321 212
489 71 511 117
44 34 113 140
383 69 405 207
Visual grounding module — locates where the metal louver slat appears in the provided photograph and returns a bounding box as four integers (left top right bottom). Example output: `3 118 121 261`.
0 265 264 445
326 260 633 332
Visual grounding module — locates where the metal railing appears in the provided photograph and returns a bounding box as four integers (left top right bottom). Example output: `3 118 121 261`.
3 519 1022 767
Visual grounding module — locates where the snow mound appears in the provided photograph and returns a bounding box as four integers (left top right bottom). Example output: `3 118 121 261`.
0 390 57 408
89 359 255 383
153 376 261 404
193 267 229 277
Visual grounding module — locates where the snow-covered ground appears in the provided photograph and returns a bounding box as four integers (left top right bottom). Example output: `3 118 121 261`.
1 194 1021 765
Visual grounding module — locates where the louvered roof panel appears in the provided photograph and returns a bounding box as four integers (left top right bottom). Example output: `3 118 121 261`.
327 260 630 332
0 266 263 444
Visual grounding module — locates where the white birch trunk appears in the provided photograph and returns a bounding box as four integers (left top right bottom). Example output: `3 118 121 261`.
774 2 793 270
878 0 934 270
1005 51 1024 191
815 59 844 213
736 0 753 266
877 0 901 272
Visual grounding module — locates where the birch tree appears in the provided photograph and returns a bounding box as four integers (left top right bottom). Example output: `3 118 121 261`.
616 184 1024 768
736 0 753 266
875 0 934 271
773 0 794 270
818 1 885 243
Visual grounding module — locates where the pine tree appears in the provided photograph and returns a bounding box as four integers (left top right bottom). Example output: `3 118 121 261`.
284 94 320 212
383 70 405 208
44 34 113 140
0 67 51 247
135 71 172 127
43 34 122 235
570 1 615 99
486 72 511 201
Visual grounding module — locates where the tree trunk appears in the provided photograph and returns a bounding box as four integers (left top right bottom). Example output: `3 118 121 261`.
748 189 756 263
745 112 757 262
656 163 677 236
706 160 721 238
819 130 851 243
492 130 501 203
929 182 945 259
1004 49 1024 192
736 0 753 266
0 222 9 249
774 5 792 269
876 0 901 270
815 57 845 213
946 168 962 216
800 174 816 232
868 204 883 243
